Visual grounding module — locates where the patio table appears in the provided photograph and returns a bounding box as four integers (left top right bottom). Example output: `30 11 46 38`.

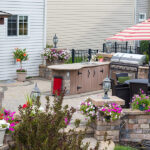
124 79 150 86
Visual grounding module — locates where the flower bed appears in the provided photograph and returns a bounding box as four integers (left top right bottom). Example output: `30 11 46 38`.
42 48 70 65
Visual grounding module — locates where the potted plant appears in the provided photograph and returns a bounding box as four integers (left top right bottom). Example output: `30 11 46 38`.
97 55 104 62
97 103 122 122
13 48 28 82
42 48 70 66
0 114 10 147
79 99 96 122
131 89 150 111
3 109 18 145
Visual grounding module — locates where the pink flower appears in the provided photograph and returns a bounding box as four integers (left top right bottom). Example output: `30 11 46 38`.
10 123 15 127
9 128 14 131
64 117 69 125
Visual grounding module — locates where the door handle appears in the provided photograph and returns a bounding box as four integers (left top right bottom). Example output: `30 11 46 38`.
88 70 90 78
100 69 103 73
77 86 82 91
99 83 103 86
78 71 82 75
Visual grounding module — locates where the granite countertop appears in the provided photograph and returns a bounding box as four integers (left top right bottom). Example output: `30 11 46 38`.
48 62 110 70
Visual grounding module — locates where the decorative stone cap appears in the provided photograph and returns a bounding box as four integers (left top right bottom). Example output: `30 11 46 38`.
89 94 125 106
123 109 148 115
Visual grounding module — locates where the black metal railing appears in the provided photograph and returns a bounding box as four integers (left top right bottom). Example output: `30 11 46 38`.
102 42 142 54
71 49 99 63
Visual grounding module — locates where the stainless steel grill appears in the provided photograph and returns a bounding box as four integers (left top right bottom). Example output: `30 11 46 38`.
110 53 146 78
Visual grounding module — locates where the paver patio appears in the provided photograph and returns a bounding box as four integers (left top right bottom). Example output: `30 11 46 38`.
0 77 105 148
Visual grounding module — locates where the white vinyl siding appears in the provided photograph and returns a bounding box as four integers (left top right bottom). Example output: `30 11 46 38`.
136 0 150 23
0 0 45 80
47 0 135 50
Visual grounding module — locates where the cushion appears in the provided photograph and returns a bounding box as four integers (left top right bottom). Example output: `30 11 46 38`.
118 76 130 84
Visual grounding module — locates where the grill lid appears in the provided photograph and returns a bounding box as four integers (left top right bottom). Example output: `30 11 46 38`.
111 53 146 65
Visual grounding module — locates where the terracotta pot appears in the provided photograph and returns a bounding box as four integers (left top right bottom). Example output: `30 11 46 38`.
0 128 6 147
4 134 13 144
17 72 27 82
99 58 104 62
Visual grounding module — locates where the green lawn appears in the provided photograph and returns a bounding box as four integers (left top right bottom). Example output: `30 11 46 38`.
115 145 137 150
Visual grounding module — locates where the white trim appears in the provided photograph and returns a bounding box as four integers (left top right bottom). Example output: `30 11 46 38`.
139 13 147 22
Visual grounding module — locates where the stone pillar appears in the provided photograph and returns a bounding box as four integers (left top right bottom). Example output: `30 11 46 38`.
95 120 121 142
138 66 149 79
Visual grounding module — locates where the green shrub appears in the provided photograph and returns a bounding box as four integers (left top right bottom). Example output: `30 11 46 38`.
140 40 149 54
10 91 99 150
140 41 149 64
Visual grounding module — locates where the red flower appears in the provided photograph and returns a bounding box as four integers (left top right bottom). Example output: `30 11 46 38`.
0 113 4 120
23 53 26 57
16 59 21 62
22 104 28 109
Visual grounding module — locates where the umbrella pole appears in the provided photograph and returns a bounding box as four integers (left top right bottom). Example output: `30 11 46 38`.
149 41 150 84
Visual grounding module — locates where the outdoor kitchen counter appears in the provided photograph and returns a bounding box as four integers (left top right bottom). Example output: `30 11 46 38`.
48 62 110 70
49 62 110 95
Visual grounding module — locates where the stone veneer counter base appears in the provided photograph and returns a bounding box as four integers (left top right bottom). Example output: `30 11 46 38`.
89 94 125 106
49 62 110 95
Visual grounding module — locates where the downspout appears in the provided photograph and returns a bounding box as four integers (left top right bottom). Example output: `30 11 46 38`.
44 0 47 48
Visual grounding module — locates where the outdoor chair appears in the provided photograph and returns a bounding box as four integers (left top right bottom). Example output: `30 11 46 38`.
111 79 130 108
129 82 148 99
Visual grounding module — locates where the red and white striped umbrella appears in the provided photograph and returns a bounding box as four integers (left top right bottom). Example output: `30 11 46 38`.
107 19 150 41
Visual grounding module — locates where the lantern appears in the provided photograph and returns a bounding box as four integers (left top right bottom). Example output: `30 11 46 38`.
30 83 41 100
53 34 58 48
103 77 111 99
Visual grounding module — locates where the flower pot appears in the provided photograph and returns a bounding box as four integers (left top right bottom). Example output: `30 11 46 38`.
139 105 145 111
17 72 27 82
99 58 103 62
4 134 13 144
0 128 6 147
46 60 64 66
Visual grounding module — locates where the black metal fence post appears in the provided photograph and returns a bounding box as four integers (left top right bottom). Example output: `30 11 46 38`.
103 43 105 53
88 49 92 62
115 42 117 53
72 49 75 63
130 46 132 53
126 42 128 52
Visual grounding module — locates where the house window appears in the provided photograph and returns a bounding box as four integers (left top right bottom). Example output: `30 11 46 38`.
8 15 28 36
8 15 17 36
19 16 28 35
139 13 146 22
